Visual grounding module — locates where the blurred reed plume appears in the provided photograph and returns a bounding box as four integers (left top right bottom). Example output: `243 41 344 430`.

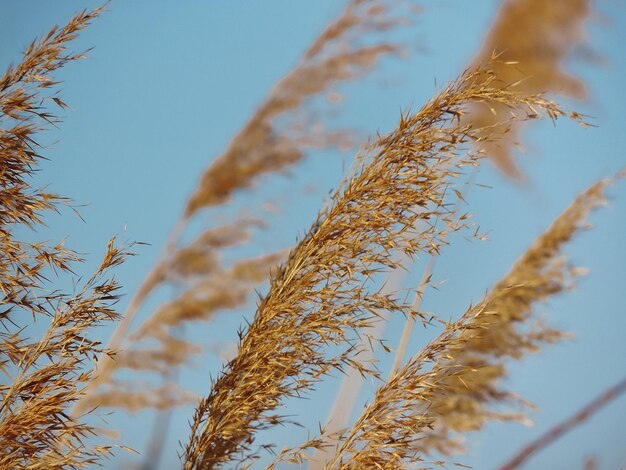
183 0 408 216
2 2 623 470
75 0 419 417
464 0 590 180
0 7 132 469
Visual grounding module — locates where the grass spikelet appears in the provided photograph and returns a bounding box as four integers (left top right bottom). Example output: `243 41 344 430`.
466 0 590 179
326 177 611 469
181 65 580 469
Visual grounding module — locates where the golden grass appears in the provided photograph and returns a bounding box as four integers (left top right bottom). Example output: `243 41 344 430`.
181 65 584 468
0 7 134 468
1 2 621 470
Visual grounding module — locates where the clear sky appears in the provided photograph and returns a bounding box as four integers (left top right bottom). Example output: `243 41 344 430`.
1 1 625 469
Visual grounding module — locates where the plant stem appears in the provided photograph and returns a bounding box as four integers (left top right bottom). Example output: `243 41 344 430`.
498 377 626 470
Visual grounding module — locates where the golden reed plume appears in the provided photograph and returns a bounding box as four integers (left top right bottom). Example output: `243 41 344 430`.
0 6 133 468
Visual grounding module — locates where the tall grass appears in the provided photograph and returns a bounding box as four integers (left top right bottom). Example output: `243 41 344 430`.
1 2 623 470
181 65 586 468
0 7 133 468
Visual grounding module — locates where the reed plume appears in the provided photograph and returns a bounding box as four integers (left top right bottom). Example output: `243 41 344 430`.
0 6 132 468
182 64 581 469
325 177 611 469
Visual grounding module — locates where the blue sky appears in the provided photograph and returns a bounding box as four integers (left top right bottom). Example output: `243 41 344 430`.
1 1 625 469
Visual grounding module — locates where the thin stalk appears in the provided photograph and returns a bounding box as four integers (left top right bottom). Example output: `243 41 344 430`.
72 216 188 416
390 169 476 375
310 267 405 469
141 322 186 470
498 377 626 470
389 256 436 374
311 168 474 468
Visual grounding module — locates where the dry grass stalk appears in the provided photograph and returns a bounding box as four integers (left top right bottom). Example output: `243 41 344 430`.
389 174 475 377
309 255 436 469
0 6 133 468
369 0 592 434
77 0 418 416
498 376 626 470
361 0 593 451
325 178 611 469
181 64 580 469
466 0 590 179
325 0 593 459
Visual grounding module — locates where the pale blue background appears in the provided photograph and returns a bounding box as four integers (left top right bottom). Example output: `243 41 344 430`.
1 1 624 469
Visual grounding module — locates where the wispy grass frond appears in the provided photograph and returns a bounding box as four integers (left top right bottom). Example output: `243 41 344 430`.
326 177 611 469
134 250 288 340
83 382 198 414
181 64 580 469
184 0 412 216
79 250 286 413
